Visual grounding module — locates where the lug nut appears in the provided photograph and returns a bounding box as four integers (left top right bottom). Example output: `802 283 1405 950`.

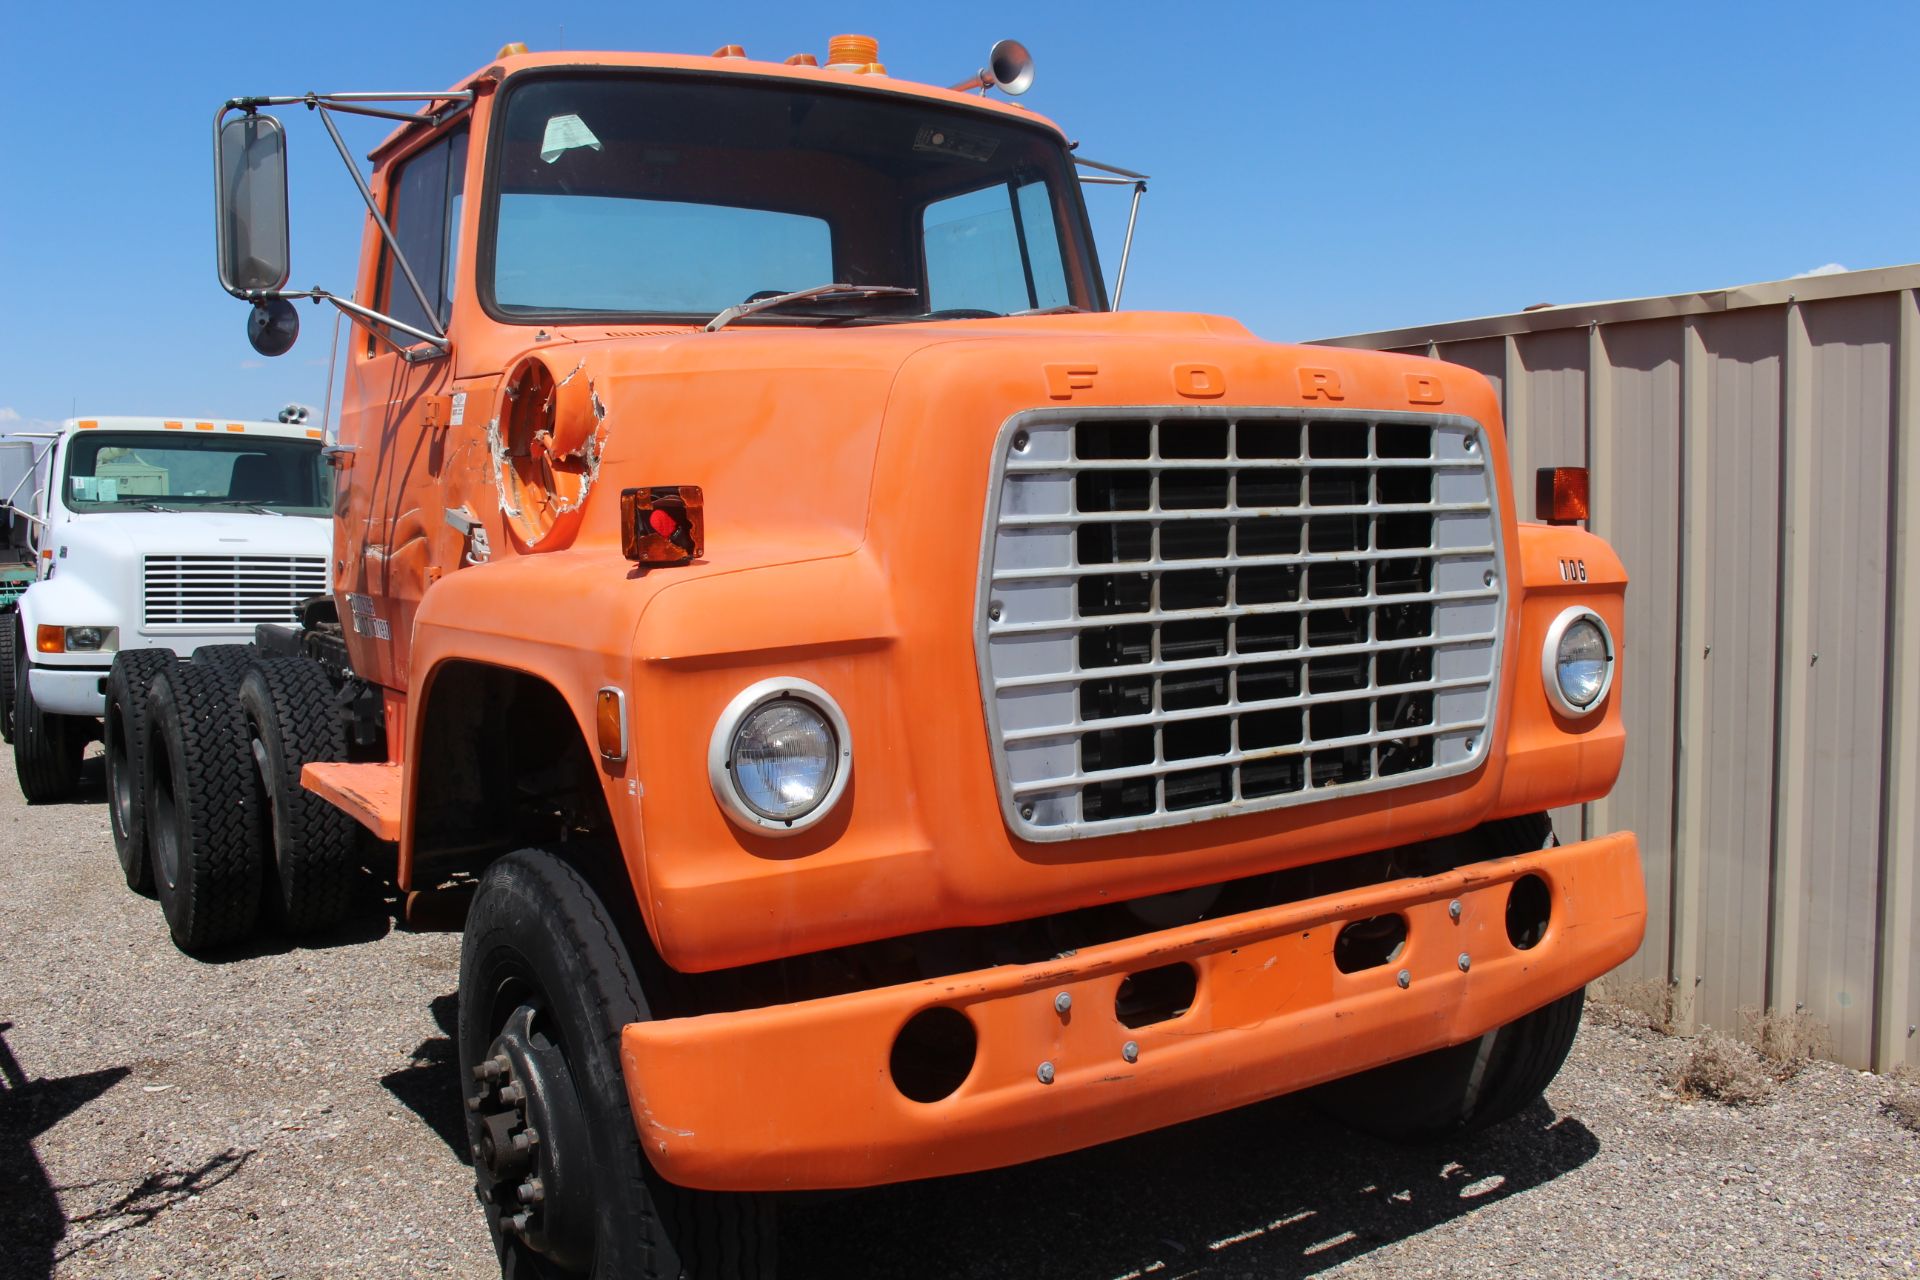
465 1093 485 1112
1037 1061 1056 1085
506 1211 533 1235
1458 953 1472 972
499 1082 526 1106
1054 991 1072 1015
1122 1041 1139 1064
517 1177 545 1204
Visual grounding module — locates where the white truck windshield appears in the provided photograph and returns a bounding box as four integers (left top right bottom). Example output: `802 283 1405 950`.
62 433 331 517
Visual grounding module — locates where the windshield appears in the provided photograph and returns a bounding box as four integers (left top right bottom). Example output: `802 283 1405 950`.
484 73 1105 322
61 432 331 516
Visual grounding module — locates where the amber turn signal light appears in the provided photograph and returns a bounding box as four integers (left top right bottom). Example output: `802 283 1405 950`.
35 624 64 654
595 687 628 763
1535 467 1590 525
620 486 704 564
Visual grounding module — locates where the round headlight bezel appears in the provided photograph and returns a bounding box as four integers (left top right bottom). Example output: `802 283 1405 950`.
1540 606 1615 717
707 677 853 835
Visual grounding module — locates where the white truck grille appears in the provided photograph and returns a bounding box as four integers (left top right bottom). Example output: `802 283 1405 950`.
977 408 1504 842
142 555 327 628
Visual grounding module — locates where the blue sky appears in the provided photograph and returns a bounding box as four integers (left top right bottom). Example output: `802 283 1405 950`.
3 2 1913 429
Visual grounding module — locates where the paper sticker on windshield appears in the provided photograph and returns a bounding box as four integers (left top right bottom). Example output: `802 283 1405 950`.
914 125 998 163
541 114 603 164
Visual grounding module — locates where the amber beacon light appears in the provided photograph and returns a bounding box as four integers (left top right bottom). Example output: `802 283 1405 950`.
620 486 705 564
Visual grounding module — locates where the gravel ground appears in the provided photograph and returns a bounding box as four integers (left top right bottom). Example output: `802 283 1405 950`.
3 739 1917 1279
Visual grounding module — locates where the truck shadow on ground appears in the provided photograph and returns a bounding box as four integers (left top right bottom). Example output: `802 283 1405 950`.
204 843 402 964
781 1094 1599 1279
0 1020 131 1280
380 992 467 1157
375 987 1602 1279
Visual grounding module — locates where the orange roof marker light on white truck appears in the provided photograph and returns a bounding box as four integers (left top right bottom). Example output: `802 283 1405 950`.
174 33 1643 1278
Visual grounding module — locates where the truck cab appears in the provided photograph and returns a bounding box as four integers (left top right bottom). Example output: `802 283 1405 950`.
6 415 330 801
198 35 1644 1279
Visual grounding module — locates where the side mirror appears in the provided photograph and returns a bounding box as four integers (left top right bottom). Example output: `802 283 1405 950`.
216 112 291 296
247 298 300 357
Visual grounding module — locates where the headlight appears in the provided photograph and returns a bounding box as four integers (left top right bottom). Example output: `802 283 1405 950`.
708 678 853 834
1541 607 1614 717
65 626 118 653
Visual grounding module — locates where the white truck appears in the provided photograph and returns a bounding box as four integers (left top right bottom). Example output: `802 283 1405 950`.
4 416 332 852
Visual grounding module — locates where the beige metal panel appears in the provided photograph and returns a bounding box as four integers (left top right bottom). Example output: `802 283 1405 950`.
1505 329 1592 848
1316 263 1920 350
1319 267 1919 1068
1778 294 1896 1065
1428 338 1507 412
1584 318 1683 988
1674 308 1786 1032
1884 289 1920 1071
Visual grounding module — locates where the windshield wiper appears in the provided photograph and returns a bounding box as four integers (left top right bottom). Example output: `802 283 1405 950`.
202 499 285 517
1010 304 1088 317
705 284 918 333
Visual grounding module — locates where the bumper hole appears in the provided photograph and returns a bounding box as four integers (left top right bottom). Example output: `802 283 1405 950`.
889 1007 977 1103
1506 874 1551 950
1333 913 1408 974
1114 962 1197 1029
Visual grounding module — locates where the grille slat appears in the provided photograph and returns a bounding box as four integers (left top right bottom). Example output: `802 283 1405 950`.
143 555 327 628
979 408 1503 841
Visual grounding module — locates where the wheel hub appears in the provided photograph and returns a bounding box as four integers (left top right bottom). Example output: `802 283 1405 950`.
467 1004 594 1270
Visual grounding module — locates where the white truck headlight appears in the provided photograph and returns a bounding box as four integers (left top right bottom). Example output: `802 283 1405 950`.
1541 607 1614 717
65 626 118 653
708 678 853 834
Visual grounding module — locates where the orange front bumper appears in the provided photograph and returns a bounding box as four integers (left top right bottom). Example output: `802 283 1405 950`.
620 831 1644 1191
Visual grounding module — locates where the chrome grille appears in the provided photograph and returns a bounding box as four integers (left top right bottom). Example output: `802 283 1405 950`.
977 407 1504 842
142 555 328 628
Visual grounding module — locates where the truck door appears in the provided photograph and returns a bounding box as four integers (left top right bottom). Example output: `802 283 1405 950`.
337 127 468 691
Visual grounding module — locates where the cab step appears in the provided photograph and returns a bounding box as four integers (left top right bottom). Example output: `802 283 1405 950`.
301 761 401 842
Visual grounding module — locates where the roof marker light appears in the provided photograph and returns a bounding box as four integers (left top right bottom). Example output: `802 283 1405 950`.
497 42 528 58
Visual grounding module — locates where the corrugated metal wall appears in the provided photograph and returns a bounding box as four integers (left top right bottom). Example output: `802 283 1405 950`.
1319 265 1920 1070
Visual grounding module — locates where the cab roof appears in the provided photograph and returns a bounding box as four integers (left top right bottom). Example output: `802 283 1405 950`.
60 416 325 442
369 46 1067 163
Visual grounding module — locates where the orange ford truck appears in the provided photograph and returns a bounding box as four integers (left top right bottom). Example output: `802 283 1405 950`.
168 32 1643 1277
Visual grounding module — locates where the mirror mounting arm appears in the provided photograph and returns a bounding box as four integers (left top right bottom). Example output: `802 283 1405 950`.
1075 157 1150 311
313 104 446 342
258 287 450 357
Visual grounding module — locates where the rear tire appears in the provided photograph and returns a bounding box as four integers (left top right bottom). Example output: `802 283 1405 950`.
238 657 356 933
145 663 263 952
459 849 774 1279
12 630 84 804
106 649 178 894
191 643 261 682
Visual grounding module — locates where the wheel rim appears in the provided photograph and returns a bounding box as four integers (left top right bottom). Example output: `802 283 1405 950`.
151 749 181 890
468 993 596 1272
107 712 133 837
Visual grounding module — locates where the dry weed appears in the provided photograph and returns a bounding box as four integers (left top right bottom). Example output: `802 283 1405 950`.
1741 1007 1830 1078
1589 977 1677 1035
1883 1088 1920 1133
1668 1031 1774 1106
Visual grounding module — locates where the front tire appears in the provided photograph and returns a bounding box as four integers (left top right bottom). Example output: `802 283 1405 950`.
12 630 84 804
1 615 17 743
459 849 774 1279
1317 987 1586 1141
145 664 263 952
106 649 178 894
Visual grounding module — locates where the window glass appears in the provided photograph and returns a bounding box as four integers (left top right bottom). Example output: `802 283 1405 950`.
924 178 1071 314
486 75 1102 320
384 130 467 339
496 197 831 313
62 433 331 516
